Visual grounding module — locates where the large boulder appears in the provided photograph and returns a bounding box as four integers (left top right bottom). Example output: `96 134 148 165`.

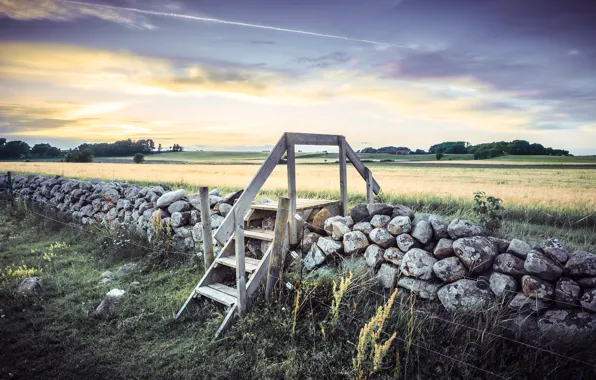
453 236 498 274
554 277 581 308
524 250 563 282
383 247 405 266
343 231 369 254
156 189 185 208
489 272 518 300
429 215 448 240
437 279 494 312
376 263 399 288
433 257 467 283
564 250 596 278
411 220 433 245
303 244 326 270
324 216 354 235
171 211 191 228
521 275 554 301
369 228 396 249
301 232 321 253
433 238 454 259
507 239 533 259
168 200 190 214
370 214 390 228
493 253 527 277
577 277 596 289
330 221 351 240
367 203 393 217
387 216 411 236
543 247 569 265
392 204 415 220
364 244 384 268
580 289 596 312
488 237 510 253
350 204 370 223
17 277 43 295
538 310 596 344
400 248 436 280
353 221 373 235
396 234 418 252
447 219 483 240
509 293 550 313
397 277 441 300
92 298 116 318
317 237 343 256
313 208 334 229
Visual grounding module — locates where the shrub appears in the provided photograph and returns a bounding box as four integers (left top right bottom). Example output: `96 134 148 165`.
133 153 145 164
436 151 444 160
473 191 504 234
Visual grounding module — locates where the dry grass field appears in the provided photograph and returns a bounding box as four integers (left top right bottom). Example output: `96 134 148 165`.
1 161 595 213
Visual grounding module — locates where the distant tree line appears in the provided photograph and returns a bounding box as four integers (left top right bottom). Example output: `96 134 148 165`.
358 146 411 154
0 138 62 159
76 139 183 157
428 140 570 159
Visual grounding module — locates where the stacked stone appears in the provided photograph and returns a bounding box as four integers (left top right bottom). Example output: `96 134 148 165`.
303 201 596 332
0 173 242 252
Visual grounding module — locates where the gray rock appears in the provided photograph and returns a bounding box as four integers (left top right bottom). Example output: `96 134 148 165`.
577 277 596 289
488 237 510 253
555 277 581 308
171 211 191 228
218 203 233 216
447 219 483 240
353 221 373 235
429 215 448 240
433 257 467 283
317 237 343 256
301 232 321 253
331 221 351 240
343 231 369 254
387 216 411 236
303 244 326 270
100 271 114 279
543 247 569 265
489 272 518 299
509 293 550 313
210 214 225 229
433 238 454 259
209 188 221 196
564 250 596 278
99 277 114 285
376 263 399 289
370 214 390 228
542 238 565 250
367 203 394 217
453 236 498 274
189 210 201 225
411 220 433 244
106 288 126 298
507 239 532 259
521 275 554 301
397 277 441 300
17 277 43 295
187 193 202 209
383 247 405 266
493 253 527 277
580 289 596 312
262 216 276 230
92 298 116 318
324 216 354 235
524 250 563 282
538 310 596 344
369 228 396 249
437 279 494 312
115 263 138 278
364 244 384 268
350 204 370 223
209 195 223 207
156 189 185 208
396 234 418 252
400 248 437 280
392 204 415 220
167 200 190 214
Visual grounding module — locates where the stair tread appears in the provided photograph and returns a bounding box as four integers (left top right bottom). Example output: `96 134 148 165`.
216 256 261 272
249 198 340 211
244 227 275 241
196 284 237 307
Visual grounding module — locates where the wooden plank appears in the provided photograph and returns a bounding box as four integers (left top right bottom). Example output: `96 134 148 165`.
215 256 260 273
338 136 348 217
196 285 237 307
214 133 287 245
366 167 374 203
209 283 238 298
244 228 275 241
246 244 271 298
249 199 340 211
199 186 214 268
286 133 297 246
293 133 341 146
345 142 381 194
266 197 290 302
214 305 237 340
235 209 247 317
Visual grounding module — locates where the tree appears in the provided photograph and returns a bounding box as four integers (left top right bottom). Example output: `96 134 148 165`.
65 148 93 163
0 140 30 159
436 151 444 160
158 143 162 152
0 138 6 147
133 153 145 164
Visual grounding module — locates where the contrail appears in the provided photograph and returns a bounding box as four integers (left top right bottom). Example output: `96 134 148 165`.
62 0 411 49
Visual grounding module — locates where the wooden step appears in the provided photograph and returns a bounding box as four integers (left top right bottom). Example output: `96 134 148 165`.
250 198 340 211
244 227 275 241
215 256 261 273
196 284 237 307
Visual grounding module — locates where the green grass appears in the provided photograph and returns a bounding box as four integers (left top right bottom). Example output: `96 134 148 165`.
1 203 595 379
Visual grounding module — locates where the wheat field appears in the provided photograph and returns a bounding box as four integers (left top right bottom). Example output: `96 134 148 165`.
1 161 595 212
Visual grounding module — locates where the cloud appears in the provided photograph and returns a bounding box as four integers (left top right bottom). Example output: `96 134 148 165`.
0 0 157 29
295 52 353 69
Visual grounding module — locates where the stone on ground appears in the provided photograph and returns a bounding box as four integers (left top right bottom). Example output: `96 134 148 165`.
447 219 483 240
433 256 467 283
376 263 399 289
400 248 437 280
453 236 498 274
17 277 43 295
437 279 494 312
369 228 396 249
387 216 411 236
397 277 441 300
343 231 369 254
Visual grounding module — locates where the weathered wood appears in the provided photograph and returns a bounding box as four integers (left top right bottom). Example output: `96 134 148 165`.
286 133 297 246
338 137 348 217
199 186 214 269
345 142 381 194
293 133 342 146
244 228 275 241
235 209 247 317
249 199 340 211
215 256 260 273
196 285 237 307
266 197 290 302
366 167 374 203
214 305 237 340
246 244 271 297
214 134 287 245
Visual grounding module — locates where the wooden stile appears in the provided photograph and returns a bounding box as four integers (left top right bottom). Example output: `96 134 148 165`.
266 197 290 302
199 187 214 269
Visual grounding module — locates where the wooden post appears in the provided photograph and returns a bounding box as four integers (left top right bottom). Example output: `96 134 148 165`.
235 209 247 317
286 133 297 246
266 196 290 302
338 137 348 216
7 171 13 204
199 187 214 269
365 167 374 203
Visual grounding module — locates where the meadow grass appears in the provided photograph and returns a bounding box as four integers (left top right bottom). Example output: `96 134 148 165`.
1 203 595 379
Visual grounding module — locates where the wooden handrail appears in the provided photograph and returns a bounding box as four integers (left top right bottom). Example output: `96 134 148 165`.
345 142 381 194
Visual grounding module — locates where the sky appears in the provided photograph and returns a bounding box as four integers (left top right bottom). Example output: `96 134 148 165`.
0 0 595 154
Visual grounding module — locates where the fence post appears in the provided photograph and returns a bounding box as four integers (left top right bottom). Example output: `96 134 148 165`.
338 137 348 216
235 208 247 317
7 171 14 204
199 187 214 269
365 167 374 204
286 133 297 246
266 196 290 302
